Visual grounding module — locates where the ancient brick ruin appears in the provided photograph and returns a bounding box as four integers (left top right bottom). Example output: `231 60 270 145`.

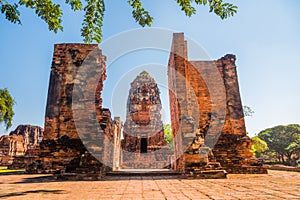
10 32 267 179
168 33 266 175
0 125 43 167
23 44 122 180
121 71 171 169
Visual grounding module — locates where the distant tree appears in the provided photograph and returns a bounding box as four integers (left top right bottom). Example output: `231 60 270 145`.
0 88 15 130
251 136 268 158
258 124 300 165
243 105 254 117
164 124 173 151
1 0 237 43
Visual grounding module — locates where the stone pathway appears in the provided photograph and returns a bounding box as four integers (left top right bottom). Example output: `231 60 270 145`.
0 170 299 200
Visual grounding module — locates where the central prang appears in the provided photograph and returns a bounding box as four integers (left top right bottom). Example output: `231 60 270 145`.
121 71 171 169
128 71 161 126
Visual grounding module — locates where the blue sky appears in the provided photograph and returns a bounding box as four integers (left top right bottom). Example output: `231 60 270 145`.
0 0 299 136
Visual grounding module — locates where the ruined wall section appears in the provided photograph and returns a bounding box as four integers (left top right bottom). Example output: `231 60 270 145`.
0 135 24 166
9 125 43 148
44 44 101 140
112 117 122 171
28 44 114 175
168 34 187 171
212 56 264 173
0 125 44 167
168 33 267 174
187 62 212 136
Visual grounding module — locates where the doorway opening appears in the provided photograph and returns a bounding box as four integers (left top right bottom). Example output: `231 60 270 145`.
140 138 147 153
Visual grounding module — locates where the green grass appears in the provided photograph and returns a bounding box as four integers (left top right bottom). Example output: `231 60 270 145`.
0 166 25 173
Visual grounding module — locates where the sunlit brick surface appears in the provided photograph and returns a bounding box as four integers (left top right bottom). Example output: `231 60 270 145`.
0 170 299 199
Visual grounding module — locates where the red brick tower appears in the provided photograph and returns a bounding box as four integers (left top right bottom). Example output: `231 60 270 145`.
168 33 267 175
121 71 171 169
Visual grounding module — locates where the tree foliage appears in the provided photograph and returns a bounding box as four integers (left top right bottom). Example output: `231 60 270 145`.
258 124 300 165
0 88 15 130
164 124 173 151
243 105 254 117
251 136 268 158
1 0 237 43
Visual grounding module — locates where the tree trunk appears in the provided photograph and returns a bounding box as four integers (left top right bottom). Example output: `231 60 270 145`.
281 154 285 163
277 153 281 163
286 153 294 166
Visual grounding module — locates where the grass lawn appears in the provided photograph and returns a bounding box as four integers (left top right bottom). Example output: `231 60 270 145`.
0 166 25 173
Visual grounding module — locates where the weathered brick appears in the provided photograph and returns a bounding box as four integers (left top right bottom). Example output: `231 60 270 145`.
121 71 171 169
168 33 267 174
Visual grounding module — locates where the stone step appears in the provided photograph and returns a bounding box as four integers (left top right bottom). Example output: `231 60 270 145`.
56 173 102 181
188 170 228 179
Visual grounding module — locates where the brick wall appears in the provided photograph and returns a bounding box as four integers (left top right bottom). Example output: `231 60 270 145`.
168 33 267 174
27 44 115 175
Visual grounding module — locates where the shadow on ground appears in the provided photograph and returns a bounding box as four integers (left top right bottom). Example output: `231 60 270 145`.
103 175 186 181
6 173 185 184
11 175 58 184
0 189 64 198
0 172 25 176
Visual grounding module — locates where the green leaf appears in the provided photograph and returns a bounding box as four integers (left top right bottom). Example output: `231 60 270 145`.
176 0 196 17
2 0 238 44
128 0 153 27
81 0 105 43
65 0 82 11
18 0 63 33
1 2 21 24
0 88 15 130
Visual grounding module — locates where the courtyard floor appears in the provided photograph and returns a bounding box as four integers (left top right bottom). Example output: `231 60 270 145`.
0 170 299 200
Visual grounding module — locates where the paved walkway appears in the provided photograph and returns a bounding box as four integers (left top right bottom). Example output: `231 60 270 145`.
0 170 299 200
